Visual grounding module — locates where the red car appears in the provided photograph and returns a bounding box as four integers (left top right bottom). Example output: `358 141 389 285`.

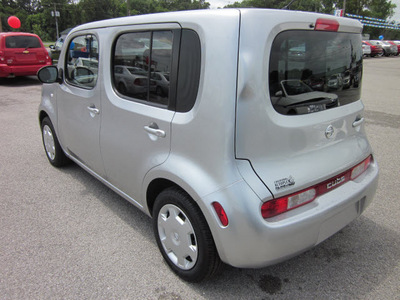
386 41 400 56
0 32 52 78
362 40 383 57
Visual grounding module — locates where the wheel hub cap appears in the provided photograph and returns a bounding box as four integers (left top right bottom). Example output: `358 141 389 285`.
43 125 55 160
158 204 198 270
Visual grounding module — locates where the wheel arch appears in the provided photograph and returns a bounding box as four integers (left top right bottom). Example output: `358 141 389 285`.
146 178 192 218
38 110 49 125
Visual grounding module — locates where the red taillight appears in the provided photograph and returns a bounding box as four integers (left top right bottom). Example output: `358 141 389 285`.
45 53 52 64
134 78 146 86
212 202 229 226
351 155 371 180
315 18 339 32
261 187 316 219
261 155 372 219
133 78 139 85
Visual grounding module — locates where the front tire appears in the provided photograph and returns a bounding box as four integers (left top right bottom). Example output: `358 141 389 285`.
41 117 69 167
153 187 222 282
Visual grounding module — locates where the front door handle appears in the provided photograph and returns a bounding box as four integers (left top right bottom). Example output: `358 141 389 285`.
144 123 166 138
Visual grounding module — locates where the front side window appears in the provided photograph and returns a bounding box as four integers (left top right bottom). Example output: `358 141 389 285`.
65 34 99 89
113 31 173 106
269 30 363 115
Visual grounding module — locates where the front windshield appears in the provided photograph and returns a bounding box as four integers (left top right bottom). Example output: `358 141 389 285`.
269 30 363 115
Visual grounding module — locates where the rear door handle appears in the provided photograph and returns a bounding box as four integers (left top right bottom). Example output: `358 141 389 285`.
352 117 364 128
87 105 100 117
144 123 166 138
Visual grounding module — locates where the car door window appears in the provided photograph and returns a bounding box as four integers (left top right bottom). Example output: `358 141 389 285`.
65 34 99 89
113 31 173 106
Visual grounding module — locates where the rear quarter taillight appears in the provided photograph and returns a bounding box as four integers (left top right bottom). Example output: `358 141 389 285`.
261 155 373 219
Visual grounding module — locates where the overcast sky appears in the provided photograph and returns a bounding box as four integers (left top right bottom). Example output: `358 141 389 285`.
208 0 400 22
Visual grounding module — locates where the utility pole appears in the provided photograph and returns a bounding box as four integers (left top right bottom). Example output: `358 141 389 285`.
0 16 3 32
343 0 346 15
127 0 131 16
52 3 59 39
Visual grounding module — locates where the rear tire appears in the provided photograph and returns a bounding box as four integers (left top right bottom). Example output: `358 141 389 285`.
153 187 222 282
41 117 69 167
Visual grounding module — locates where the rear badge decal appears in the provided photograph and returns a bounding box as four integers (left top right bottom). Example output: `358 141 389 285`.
275 176 295 190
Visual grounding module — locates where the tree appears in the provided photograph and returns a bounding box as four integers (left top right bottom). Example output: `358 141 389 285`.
77 0 124 23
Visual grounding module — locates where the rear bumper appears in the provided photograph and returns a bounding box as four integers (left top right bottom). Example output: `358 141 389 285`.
0 63 51 78
202 160 378 268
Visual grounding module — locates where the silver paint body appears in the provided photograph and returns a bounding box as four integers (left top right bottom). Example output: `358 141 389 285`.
39 9 379 268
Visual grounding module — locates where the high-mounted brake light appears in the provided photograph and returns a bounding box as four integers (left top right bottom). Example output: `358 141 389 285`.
261 155 372 219
212 202 229 226
315 18 340 32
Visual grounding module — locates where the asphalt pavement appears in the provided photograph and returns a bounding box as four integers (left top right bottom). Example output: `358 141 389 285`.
0 57 399 299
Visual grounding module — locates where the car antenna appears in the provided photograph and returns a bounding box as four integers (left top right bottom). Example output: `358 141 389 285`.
282 0 297 9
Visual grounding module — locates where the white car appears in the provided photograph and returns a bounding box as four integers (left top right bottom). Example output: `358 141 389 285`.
114 65 155 97
37 9 378 282
362 43 371 56
272 80 338 114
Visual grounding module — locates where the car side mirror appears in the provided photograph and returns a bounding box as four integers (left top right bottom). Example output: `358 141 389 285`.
37 66 61 84
49 45 55 50
71 67 95 84
275 90 283 97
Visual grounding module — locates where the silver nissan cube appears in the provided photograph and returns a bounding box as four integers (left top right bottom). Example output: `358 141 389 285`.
38 9 379 282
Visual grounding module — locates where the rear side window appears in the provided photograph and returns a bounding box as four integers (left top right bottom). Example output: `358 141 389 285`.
113 31 173 107
5 36 41 48
269 31 363 115
176 29 201 113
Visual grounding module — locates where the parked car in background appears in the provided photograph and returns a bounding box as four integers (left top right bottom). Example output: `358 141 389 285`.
114 65 156 97
49 36 65 62
0 32 52 78
362 43 371 56
151 71 170 96
327 73 343 90
362 40 383 57
49 28 72 63
369 40 397 56
385 41 400 56
271 80 338 115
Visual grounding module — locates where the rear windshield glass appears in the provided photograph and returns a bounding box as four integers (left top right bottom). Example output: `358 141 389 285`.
5 36 41 48
269 30 362 115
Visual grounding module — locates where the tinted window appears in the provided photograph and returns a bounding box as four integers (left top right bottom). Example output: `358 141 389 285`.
65 35 99 89
176 29 201 113
269 30 363 115
5 36 41 48
113 31 173 106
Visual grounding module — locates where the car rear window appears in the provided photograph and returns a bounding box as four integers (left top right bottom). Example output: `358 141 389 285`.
5 36 41 48
269 30 363 115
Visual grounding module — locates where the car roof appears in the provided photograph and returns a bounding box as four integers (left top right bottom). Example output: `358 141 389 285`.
0 32 40 38
69 8 363 35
